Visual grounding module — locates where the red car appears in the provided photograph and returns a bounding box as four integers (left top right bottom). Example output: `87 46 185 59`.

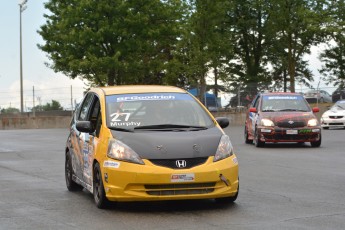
244 92 321 147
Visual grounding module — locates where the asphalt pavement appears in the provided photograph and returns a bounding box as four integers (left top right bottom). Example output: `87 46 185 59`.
0 126 344 230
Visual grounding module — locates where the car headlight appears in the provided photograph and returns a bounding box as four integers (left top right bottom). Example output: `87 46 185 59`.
107 138 144 165
214 135 234 162
261 118 274 127
307 118 318 127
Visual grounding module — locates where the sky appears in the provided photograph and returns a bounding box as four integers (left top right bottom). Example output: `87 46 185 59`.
0 0 86 111
0 1 335 111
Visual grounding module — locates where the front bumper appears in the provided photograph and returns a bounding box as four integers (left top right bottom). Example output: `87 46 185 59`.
321 117 345 128
101 155 239 202
257 126 321 143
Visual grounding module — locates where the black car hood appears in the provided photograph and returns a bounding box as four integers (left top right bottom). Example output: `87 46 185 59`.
110 127 223 159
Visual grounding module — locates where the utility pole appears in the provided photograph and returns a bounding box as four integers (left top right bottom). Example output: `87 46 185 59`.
33 86 35 117
70 85 73 115
19 0 28 113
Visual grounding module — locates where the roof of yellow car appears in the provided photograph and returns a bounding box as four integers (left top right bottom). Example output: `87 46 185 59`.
95 85 187 95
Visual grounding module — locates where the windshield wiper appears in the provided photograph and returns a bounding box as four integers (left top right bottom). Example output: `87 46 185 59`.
109 127 134 132
277 109 307 112
262 109 276 112
134 124 208 131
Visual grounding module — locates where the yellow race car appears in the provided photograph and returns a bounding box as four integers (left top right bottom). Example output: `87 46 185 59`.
65 85 239 208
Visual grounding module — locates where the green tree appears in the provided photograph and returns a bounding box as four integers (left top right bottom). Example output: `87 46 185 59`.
319 1 345 89
268 0 329 92
33 100 63 111
224 0 273 97
0 107 20 114
173 0 231 103
38 0 187 86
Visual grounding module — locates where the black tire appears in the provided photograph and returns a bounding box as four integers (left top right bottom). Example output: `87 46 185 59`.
310 135 321 147
322 127 329 130
93 162 110 209
253 128 264 147
244 125 253 144
65 152 83 191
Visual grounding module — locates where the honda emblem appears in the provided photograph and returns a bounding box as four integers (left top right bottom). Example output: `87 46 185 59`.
176 160 187 168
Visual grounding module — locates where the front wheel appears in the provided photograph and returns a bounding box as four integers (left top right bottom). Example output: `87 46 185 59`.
310 135 321 147
93 162 110 209
65 152 83 191
253 128 264 147
244 125 253 144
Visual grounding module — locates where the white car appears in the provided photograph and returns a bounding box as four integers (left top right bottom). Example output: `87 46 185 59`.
320 100 345 129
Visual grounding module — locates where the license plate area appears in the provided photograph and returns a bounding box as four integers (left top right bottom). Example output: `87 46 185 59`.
286 129 298 135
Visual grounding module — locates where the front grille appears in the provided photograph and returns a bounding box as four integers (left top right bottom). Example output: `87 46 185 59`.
145 183 216 196
329 123 344 126
277 121 305 128
329 116 344 119
264 133 319 141
149 157 208 169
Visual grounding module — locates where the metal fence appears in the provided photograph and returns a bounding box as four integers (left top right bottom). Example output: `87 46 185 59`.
0 86 85 113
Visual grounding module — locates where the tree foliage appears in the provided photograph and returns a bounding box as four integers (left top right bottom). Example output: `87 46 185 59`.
38 0 187 86
33 100 63 111
0 107 20 114
319 0 345 89
224 0 273 97
268 0 329 92
38 0 344 103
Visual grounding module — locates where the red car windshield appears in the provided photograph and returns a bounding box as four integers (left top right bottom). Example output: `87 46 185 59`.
261 95 310 112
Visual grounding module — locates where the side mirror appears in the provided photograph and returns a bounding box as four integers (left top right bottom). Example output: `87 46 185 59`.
312 107 319 113
76 121 94 133
249 107 257 113
215 117 229 129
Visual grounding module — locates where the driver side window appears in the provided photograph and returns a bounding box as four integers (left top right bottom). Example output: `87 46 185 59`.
78 93 94 121
253 95 261 110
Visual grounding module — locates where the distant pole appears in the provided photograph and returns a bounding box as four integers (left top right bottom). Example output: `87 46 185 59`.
70 85 73 114
19 0 28 113
237 85 241 107
33 86 35 117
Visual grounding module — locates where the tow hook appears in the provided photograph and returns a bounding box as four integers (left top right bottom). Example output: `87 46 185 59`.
219 174 229 186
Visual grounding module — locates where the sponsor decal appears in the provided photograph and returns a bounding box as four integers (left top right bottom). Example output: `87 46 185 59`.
103 161 120 169
117 95 175 102
232 157 238 164
171 173 195 182
299 129 312 134
110 121 141 127
266 96 299 100
106 93 193 103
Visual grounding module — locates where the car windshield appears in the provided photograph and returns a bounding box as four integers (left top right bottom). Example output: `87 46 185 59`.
261 95 310 112
105 92 214 131
332 101 345 110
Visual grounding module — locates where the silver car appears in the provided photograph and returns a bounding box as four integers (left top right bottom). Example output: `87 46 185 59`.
304 90 332 103
320 100 345 129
